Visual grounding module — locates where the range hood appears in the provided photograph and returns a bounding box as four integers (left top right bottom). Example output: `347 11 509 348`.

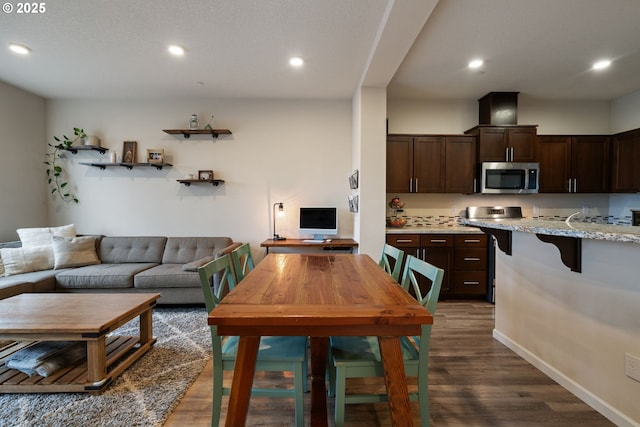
478 92 519 125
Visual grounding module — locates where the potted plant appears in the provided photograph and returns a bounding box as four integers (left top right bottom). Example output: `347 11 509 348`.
44 127 86 203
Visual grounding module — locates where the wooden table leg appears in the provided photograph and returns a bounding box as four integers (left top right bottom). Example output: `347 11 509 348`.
379 336 414 427
139 308 153 345
310 336 329 427
86 336 107 383
225 336 260 427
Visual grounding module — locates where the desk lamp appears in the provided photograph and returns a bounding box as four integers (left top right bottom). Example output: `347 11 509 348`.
273 202 286 240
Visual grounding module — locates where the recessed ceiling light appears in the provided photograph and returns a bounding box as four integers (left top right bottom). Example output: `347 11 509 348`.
168 45 185 56
468 59 483 69
592 59 611 70
289 57 304 67
9 43 31 55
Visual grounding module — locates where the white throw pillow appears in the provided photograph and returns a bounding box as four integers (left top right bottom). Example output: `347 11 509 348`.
17 224 76 248
51 235 100 269
0 246 55 276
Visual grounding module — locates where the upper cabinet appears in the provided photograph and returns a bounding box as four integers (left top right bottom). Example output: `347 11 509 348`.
465 125 537 162
386 135 475 194
537 135 610 193
611 128 640 193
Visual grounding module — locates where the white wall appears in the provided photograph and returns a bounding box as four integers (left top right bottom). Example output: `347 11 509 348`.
494 232 640 426
611 89 640 134
0 81 47 241
45 98 353 261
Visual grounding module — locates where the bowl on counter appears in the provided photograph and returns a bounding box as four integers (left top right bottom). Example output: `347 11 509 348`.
387 218 407 228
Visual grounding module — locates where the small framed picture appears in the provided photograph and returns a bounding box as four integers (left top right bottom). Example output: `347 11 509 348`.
349 169 359 189
198 170 214 181
122 141 137 163
146 148 164 163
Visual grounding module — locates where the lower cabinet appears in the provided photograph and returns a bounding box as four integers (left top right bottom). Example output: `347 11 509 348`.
386 233 489 299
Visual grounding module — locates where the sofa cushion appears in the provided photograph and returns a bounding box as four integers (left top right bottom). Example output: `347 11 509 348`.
17 224 76 248
161 237 233 264
134 264 201 289
98 237 167 264
52 236 101 269
55 263 158 289
1 246 54 276
182 256 216 272
0 269 60 299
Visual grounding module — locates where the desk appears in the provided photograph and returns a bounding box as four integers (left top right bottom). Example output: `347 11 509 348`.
208 254 432 426
260 238 358 253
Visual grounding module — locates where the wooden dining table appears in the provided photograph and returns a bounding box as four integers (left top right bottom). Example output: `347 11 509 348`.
207 253 433 426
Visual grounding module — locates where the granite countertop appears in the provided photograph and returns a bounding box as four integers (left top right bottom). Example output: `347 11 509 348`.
386 225 483 234
461 218 640 244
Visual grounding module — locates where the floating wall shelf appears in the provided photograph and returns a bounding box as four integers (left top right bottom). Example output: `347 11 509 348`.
80 162 172 171
163 129 232 139
177 179 225 187
65 145 108 154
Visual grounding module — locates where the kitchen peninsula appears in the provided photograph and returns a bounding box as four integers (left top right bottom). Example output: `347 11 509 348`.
462 217 640 426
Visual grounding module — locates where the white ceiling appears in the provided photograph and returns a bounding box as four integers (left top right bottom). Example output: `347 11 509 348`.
1 0 640 101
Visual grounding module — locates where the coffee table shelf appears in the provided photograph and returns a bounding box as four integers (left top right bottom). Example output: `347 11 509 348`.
0 334 154 393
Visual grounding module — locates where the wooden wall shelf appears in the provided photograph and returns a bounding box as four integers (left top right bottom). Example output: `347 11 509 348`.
65 145 108 154
163 129 232 139
177 179 225 187
80 162 172 170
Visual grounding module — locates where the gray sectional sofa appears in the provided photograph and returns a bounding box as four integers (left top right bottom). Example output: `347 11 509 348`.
0 236 241 304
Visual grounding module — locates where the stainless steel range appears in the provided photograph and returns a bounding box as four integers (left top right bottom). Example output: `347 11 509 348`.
466 206 523 220
465 206 523 304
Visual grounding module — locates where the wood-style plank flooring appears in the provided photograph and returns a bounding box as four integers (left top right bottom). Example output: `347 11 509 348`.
164 301 613 426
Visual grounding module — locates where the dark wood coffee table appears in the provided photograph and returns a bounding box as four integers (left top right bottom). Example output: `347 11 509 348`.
0 293 160 393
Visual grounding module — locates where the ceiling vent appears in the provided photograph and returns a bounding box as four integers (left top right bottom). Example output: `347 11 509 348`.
478 92 519 125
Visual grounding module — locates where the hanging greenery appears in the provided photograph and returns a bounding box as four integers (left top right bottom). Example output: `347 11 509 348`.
44 127 86 203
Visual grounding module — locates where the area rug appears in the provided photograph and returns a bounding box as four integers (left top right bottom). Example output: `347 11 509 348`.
0 306 211 427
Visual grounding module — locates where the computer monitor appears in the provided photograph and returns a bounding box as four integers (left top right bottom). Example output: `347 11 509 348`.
299 207 338 241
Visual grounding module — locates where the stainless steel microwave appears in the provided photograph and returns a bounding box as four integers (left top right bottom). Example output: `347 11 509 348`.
479 162 539 194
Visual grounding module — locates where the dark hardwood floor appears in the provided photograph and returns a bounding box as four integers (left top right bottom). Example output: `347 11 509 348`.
165 301 613 426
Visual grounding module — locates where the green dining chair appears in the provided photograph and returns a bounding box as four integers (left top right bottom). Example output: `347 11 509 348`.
231 242 255 282
327 255 444 427
198 254 308 427
379 243 405 282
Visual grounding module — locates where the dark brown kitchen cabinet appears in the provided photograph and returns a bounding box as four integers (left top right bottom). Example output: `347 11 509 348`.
537 135 610 193
386 136 444 193
465 125 537 162
386 233 489 299
387 134 476 193
444 135 476 193
611 128 640 193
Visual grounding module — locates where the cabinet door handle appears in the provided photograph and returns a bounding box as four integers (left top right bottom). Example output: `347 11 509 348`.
415 178 418 193
568 179 572 193
396 239 414 243
573 178 577 193
430 239 447 243
463 281 480 285
464 257 481 261
511 147 514 161
505 147 509 161
473 178 477 193
464 239 480 243
409 178 413 192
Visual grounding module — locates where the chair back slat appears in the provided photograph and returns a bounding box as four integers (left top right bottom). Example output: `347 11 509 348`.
231 243 255 283
379 243 405 282
198 254 236 313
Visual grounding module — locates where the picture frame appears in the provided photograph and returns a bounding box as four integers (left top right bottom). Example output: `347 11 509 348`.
198 170 214 181
122 141 137 163
348 195 359 213
349 169 359 189
146 148 164 163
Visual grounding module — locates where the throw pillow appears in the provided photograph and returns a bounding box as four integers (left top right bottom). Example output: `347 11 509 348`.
17 224 76 248
0 246 55 276
182 255 216 272
51 235 100 269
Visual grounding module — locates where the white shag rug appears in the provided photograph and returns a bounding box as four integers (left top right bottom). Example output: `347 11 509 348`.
0 307 211 427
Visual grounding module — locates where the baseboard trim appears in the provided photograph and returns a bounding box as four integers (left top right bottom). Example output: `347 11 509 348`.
493 328 639 427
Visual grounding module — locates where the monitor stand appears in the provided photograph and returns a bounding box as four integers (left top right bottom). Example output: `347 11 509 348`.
302 234 325 243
